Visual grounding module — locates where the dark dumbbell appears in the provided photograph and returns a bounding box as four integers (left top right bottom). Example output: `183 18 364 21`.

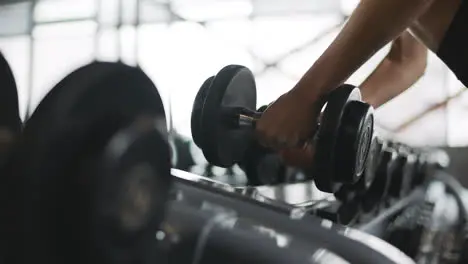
411 151 427 188
333 137 384 224
387 146 410 199
363 137 384 190
335 136 384 203
387 145 420 199
91 116 172 264
191 75 214 149
361 145 397 213
192 77 282 186
0 52 21 168
191 64 374 193
402 151 418 191
4 61 169 264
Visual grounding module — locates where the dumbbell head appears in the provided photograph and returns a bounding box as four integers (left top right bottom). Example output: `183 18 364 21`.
362 146 396 212
0 52 21 132
314 84 374 193
335 136 384 203
8 62 168 263
364 137 384 188
387 147 409 199
93 116 172 263
191 76 214 149
191 65 257 167
0 52 21 165
387 145 420 199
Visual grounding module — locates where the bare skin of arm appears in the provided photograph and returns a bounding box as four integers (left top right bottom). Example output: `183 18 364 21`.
294 0 435 100
256 0 437 149
360 31 428 108
260 0 462 167
361 0 464 109
280 32 428 167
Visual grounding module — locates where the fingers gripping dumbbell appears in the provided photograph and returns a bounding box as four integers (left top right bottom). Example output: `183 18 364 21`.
191 64 375 193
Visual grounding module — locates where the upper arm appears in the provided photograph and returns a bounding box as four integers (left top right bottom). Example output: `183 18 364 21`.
410 0 462 51
387 30 428 63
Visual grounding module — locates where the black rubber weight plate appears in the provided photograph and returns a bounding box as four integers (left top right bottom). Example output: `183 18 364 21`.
191 76 214 149
314 84 361 193
363 137 383 190
0 52 22 262
7 62 167 264
94 117 171 263
0 52 21 134
201 65 257 167
336 100 374 181
362 148 394 213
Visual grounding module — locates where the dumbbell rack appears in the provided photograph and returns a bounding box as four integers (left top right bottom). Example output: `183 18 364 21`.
174 135 453 231
169 169 415 264
169 139 467 263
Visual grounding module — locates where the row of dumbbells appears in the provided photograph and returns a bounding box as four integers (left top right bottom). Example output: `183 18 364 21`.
323 137 450 225
189 64 450 226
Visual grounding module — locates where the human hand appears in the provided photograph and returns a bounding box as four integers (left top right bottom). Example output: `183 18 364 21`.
256 88 323 150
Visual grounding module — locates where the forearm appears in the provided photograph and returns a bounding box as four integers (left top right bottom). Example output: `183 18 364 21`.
294 0 435 100
360 58 426 108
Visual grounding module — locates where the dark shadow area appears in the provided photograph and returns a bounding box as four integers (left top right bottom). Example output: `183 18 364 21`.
442 146 468 187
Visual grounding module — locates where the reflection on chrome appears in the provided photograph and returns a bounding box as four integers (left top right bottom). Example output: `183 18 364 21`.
171 168 235 192
171 169 334 208
339 227 415 264
312 248 349 264
255 180 332 205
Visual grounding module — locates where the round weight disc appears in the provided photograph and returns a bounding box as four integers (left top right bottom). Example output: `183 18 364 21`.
0 52 21 164
7 62 167 264
201 65 257 167
0 52 21 132
335 101 374 183
191 76 214 149
94 117 171 263
364 137 383 191
362 147 394 213
314 84 362 193
0 52 22 262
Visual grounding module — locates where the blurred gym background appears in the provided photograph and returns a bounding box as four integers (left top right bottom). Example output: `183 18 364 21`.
1 0 467 180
